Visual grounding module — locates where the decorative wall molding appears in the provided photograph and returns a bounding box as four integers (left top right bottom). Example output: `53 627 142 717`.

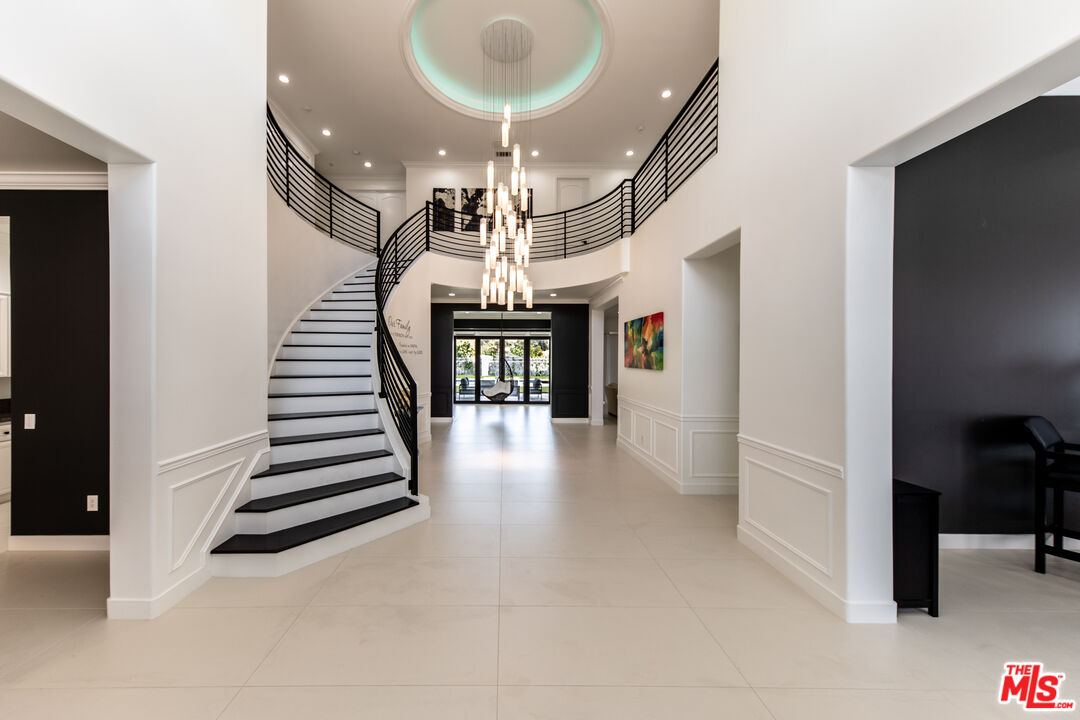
0 171 107 190
743 457 833 576
167 459 244 571
736 433 844 479
158 429 269 474
616 395 738 494
734 434 884 621
418 391 433 444
108 432 270 619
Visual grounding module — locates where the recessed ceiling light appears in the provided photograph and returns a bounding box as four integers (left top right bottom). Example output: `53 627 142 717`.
321 128 331 136
550 293 557 297
448 292 456 296
625 149 634 157
363 161 372 168
438 149 447 156
352 149 361 155
660 88 672 99
278 74 290 84
531 149 540 157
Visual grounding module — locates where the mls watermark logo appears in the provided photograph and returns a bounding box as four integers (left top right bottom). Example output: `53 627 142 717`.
1000 663 1076 711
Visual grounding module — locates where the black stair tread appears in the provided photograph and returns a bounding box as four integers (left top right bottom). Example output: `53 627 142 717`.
310 307 376 311
281 344 371 348
321 298 374 302
267 390 374 398
268 408 379 420
302 319 374 323
212 497 419 554
290 331 373 335
270 427 385 446
270 373 371 378
236 472 404 513
252 448 393 478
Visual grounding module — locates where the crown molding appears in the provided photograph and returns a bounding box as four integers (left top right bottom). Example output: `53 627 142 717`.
401 159 637 171
0 171 107 190
267 98 320 162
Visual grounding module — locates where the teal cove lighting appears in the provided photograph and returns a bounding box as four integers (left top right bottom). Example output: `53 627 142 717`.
409 0 604 116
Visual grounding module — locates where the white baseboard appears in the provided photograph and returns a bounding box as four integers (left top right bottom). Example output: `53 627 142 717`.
738 524 897 624
940 533 1080 551
8 535 110 551
551 417 588 424
107 565 211 620
431 417 453 424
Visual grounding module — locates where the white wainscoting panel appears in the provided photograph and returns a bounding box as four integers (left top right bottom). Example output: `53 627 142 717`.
617 397 738 494
418 391 432 445
737 434 855 620
108 430 269 620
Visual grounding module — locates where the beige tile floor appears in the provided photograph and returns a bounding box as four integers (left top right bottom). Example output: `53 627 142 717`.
0 405 1078 718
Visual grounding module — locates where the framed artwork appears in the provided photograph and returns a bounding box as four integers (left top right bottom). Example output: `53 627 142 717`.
624 312 664 370
432 187 456 232
459 188 533 233
460 187 485 232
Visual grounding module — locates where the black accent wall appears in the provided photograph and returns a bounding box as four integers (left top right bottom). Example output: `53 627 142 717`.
0 191 110 535
430 303 590 419
893 97 1080 533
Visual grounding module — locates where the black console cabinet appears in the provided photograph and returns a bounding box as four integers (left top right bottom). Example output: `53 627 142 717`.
893 479 941 617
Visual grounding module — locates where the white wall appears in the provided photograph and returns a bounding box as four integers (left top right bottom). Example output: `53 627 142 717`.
600 0 1080 621
267 181 372 363
0 0 269 617
404 161 634 217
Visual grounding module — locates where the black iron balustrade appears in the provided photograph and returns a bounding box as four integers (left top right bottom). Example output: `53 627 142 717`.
267 108 380 254
267 58 720 500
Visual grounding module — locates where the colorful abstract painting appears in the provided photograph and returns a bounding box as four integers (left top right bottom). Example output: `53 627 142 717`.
624 312 664 370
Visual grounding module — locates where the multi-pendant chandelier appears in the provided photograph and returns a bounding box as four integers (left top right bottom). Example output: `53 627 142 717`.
478 18 533 311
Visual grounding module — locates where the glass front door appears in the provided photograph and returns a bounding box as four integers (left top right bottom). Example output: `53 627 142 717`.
503 338 525 402
479 338 501 402
455 338 477 402
456 336 551 404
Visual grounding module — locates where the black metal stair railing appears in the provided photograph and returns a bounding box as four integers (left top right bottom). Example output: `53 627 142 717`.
266 58 720 499
267 107 380 254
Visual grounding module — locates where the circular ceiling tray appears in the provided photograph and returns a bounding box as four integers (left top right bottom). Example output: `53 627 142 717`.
401 0 611 120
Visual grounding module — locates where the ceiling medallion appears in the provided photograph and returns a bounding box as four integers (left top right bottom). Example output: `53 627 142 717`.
400 0 612 120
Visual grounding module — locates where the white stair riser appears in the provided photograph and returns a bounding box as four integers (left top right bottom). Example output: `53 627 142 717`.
299 320 376 333
279 345 371 360
316 300 374 310
251 454 398 498
212 500 429 578
269 412 380 437
270 433 387 464
306 310 376 322
288 332 371 346
234 480 408 534
269 376 372 394
273 359 371 376
268 393 376 414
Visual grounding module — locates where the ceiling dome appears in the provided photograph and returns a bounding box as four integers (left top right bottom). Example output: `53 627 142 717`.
401 0 611 120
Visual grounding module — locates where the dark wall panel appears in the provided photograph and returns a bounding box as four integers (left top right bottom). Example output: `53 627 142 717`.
550 305 589 418
430 304 454 417
0 191 109 535
893 97 1080 533
429 303 590 418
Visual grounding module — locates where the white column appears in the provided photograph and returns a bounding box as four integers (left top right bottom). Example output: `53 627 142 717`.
589 308 605 425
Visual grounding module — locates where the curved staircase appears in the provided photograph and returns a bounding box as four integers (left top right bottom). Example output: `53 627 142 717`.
210 264 428 577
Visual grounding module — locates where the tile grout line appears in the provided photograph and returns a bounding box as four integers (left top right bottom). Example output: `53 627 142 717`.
629 514 779 718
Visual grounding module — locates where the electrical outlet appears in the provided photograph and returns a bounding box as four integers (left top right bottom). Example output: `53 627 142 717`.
86 495 98 512
24 413 35 430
